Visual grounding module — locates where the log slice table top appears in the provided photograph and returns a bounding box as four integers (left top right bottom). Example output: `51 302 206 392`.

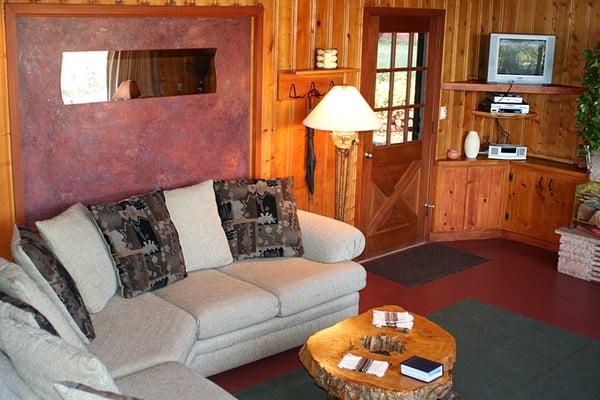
299 305 456 400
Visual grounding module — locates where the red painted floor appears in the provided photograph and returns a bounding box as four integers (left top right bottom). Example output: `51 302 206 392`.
210 238 600 394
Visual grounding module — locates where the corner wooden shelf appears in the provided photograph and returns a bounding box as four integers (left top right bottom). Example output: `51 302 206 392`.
472 110 539 119
441 81 584 95
278 67 359 101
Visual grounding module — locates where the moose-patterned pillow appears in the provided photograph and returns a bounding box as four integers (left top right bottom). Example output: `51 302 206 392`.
87 190 187 298
213 177 303 260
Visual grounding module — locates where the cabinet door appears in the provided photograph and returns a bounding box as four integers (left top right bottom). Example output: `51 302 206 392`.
464 166 507 230
431 166 468 233
540 173 582 242
504 167 543 237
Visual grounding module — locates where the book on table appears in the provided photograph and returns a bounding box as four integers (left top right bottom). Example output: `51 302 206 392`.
400 356 443 383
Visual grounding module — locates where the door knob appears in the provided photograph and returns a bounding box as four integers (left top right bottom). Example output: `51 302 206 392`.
364 152 374 159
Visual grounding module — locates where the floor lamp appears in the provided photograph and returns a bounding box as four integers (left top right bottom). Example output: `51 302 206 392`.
302 86 381 221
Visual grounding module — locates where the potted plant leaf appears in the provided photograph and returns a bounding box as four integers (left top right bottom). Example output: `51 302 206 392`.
576 39 600 180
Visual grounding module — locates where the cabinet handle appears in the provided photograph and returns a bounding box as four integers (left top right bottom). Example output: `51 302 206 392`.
549 178 554 191
538 177 544 189
364 152 374 159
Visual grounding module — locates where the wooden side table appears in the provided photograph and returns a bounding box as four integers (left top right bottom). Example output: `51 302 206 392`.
299 305 457 400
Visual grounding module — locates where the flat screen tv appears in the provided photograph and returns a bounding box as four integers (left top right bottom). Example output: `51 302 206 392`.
487 33 556 85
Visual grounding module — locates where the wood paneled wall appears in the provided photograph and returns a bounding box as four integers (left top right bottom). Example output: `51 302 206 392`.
0 0 598 259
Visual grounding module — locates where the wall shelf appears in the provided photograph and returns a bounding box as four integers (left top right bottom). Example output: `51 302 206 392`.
280 68 360 76
472 110 539 120
441 81 584 95
277 68 359 101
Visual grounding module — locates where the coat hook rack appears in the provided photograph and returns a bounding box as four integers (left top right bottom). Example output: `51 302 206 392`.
288 83 305 99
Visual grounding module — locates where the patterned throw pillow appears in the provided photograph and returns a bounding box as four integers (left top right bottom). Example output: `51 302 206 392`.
213 177 304 260
0 290 58 336
87 190 187 298
54 382 142 400
16 226 95 340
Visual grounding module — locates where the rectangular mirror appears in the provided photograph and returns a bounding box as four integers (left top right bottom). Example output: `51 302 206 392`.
61 48 217 105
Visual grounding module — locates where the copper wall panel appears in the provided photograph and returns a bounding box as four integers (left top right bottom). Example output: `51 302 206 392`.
16 15 251 224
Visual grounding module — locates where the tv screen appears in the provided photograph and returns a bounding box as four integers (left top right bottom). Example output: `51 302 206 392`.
497 39 547 76
487 33 555 85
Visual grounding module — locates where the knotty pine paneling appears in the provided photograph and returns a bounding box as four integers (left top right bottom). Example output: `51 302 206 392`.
0 0 599 259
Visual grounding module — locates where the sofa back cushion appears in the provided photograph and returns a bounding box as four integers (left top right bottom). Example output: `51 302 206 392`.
54 382 141 400
164 180 233 271
87 190 187 298
1 256 87 349
213 177 303 260
36 203 118 313
0 291 57 335
0 318 119 400
12 226 95 342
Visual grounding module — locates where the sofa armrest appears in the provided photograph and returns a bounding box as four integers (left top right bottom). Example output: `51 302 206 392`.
297 210 366 263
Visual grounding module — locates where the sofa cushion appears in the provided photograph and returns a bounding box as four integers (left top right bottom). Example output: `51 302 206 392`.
0 350 42 400
115 362 236 400
155 269 279 339
0 291 57 335
0 258 86 349
213 177 303 260
36 203 118 313
10 228 94 344
0 318 119 400
89 293 196 378
164 180 233 271
54 382 142 400
87 190 187 298
220 258 367 316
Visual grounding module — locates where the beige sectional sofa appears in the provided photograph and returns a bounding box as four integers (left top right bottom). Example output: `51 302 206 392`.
0 196 367 400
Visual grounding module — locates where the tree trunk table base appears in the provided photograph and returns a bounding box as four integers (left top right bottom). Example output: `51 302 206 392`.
299 306 456 400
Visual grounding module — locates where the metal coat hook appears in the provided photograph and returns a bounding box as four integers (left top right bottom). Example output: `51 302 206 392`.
288 83 305 99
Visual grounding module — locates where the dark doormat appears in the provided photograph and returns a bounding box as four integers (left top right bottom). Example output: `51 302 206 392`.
361 243 488 287
235 299 600 400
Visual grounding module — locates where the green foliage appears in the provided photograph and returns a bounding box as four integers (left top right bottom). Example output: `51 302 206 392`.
576 40 600 153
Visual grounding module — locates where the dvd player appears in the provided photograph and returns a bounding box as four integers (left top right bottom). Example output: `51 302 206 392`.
479 99 529 114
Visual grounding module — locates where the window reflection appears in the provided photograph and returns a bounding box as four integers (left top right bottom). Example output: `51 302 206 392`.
61 48 216 105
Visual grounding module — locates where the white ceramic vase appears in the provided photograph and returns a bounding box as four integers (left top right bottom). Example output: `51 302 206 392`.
464 130 480 160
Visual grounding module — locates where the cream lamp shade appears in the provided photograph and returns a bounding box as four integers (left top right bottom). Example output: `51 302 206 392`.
302 85 381 149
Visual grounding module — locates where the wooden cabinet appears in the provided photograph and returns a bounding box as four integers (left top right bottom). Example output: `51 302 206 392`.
430 158 587 250
504 165 585 243
432 163 507 233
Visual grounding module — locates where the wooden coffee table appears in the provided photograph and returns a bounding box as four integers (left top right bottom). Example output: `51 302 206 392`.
299 305 457 400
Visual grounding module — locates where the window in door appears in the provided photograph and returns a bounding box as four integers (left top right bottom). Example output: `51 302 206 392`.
373 32 427 146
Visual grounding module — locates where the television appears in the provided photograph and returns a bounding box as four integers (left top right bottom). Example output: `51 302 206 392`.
486 33 556 85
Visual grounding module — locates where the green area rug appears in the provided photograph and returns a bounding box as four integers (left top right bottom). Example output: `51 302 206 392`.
236 299 600 399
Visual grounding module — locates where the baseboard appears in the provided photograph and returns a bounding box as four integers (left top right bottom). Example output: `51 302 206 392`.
429 229 558 252
429 229 503 241
502 231 559 251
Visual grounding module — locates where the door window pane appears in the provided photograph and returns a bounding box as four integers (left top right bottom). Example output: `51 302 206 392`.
409 107 423 141
393 72 408 107
412 33 427 67
373 111 389 146
409 71 425 105
377 33 392 69
390 109 405 144
375 72 391 108
394 33 410 68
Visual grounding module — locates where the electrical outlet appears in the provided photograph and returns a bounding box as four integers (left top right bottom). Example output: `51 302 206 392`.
439 106 447 120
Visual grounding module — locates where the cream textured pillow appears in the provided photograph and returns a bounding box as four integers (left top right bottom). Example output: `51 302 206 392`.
0 318 119 400
36 203 118 313
165 180 233 271
0 258 86 350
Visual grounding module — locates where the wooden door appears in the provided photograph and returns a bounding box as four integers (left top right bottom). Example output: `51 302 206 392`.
504 167 544 238
357 9 444 258
431 165 468 233
464 166 507 230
